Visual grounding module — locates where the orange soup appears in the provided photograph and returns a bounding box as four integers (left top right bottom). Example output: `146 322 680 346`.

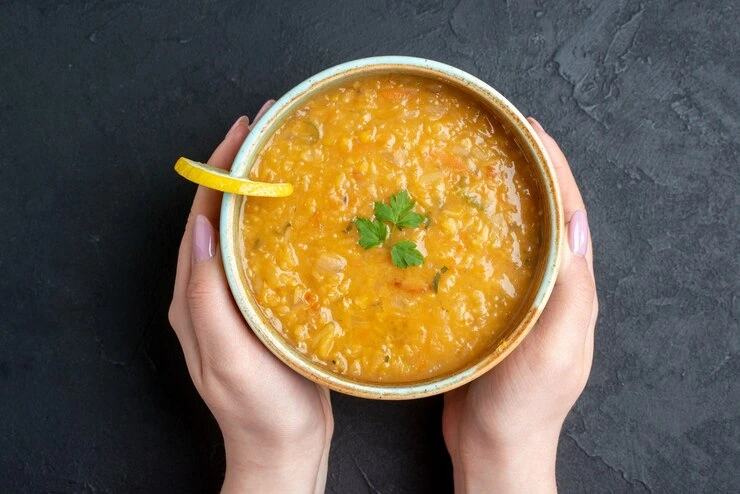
241 74 542 383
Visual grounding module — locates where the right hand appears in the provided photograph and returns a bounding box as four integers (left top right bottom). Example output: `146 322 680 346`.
442 118 598 493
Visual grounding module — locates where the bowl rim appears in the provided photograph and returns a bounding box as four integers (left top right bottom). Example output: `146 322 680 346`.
220 55 563 399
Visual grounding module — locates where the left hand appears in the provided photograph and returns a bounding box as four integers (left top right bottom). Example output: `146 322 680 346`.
168 102 334 494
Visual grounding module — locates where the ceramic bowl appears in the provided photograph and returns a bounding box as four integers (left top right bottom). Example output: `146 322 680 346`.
220 56 563 399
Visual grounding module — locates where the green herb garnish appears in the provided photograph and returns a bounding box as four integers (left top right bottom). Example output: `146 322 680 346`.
391 240 424 268
356 218 387 249
356 190 426 268
374 190 425 230
432 266 449 293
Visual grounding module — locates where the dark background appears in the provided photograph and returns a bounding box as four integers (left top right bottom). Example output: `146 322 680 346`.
1 0 738 492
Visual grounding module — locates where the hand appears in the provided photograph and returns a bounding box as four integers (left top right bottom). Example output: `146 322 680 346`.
442 118 598 494
168 102 334 494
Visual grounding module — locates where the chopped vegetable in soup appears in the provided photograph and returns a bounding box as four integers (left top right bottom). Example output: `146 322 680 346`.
242 74 542 383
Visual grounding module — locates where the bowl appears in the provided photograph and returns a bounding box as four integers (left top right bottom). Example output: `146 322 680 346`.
220 56 562 399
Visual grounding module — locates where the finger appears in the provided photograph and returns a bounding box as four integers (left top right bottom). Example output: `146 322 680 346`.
168 249 202 362
166 308 203 385
187 99 274 249
528 117 594 278
190 115 251 225
172 116 251 329
583 295 599 372
528 118 584 217
178 99 273 303
186 215 265 374
170 116 250 381
169 214 203 377
528 118 599 361
250 99 275 130
442 386 468 447
531 210 596 360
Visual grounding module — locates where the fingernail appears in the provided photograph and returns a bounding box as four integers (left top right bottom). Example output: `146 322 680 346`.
568 210 589 257
528 117 545 133
193 215 215 263
253 100 275 125
226 116 248 138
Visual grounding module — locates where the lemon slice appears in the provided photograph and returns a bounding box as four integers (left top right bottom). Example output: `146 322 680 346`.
174 157 293 197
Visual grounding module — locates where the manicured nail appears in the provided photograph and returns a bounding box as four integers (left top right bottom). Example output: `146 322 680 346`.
193 215 215 263
227 116 248 138
253 100 275 125
528 117 545 133
568 210 589 256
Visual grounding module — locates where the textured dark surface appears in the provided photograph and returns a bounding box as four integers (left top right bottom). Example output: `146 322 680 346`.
1 0 738 492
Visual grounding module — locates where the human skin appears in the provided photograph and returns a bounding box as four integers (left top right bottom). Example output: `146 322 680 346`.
168 101 333 494
169 106 595 493
442 118 598 494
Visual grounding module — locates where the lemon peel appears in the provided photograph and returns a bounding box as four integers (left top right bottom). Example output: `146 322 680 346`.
174 157 293 197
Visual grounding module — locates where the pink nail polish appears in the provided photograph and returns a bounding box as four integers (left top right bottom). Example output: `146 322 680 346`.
528 117 545 133
193 215 215 263
568 210 589 256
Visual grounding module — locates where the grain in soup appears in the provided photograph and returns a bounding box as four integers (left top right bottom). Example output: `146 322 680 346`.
241 74 542 383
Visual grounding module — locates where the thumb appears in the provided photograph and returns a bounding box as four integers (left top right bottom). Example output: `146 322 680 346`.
187 214 256 370
533 210 596 357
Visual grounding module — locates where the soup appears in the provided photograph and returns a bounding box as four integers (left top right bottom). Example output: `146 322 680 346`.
241 74 542 383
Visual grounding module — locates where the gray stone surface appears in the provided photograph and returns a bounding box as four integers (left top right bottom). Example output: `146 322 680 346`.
0 0 738 492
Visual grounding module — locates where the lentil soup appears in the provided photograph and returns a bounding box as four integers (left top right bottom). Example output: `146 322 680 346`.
241 74 542 383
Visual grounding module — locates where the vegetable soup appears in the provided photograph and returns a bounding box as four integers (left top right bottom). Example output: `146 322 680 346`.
241 74 542 383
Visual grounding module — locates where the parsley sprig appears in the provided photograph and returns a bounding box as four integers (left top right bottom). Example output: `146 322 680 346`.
374 190 425 230
355 218 387 249
391 240 425 268
356 190 425 268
